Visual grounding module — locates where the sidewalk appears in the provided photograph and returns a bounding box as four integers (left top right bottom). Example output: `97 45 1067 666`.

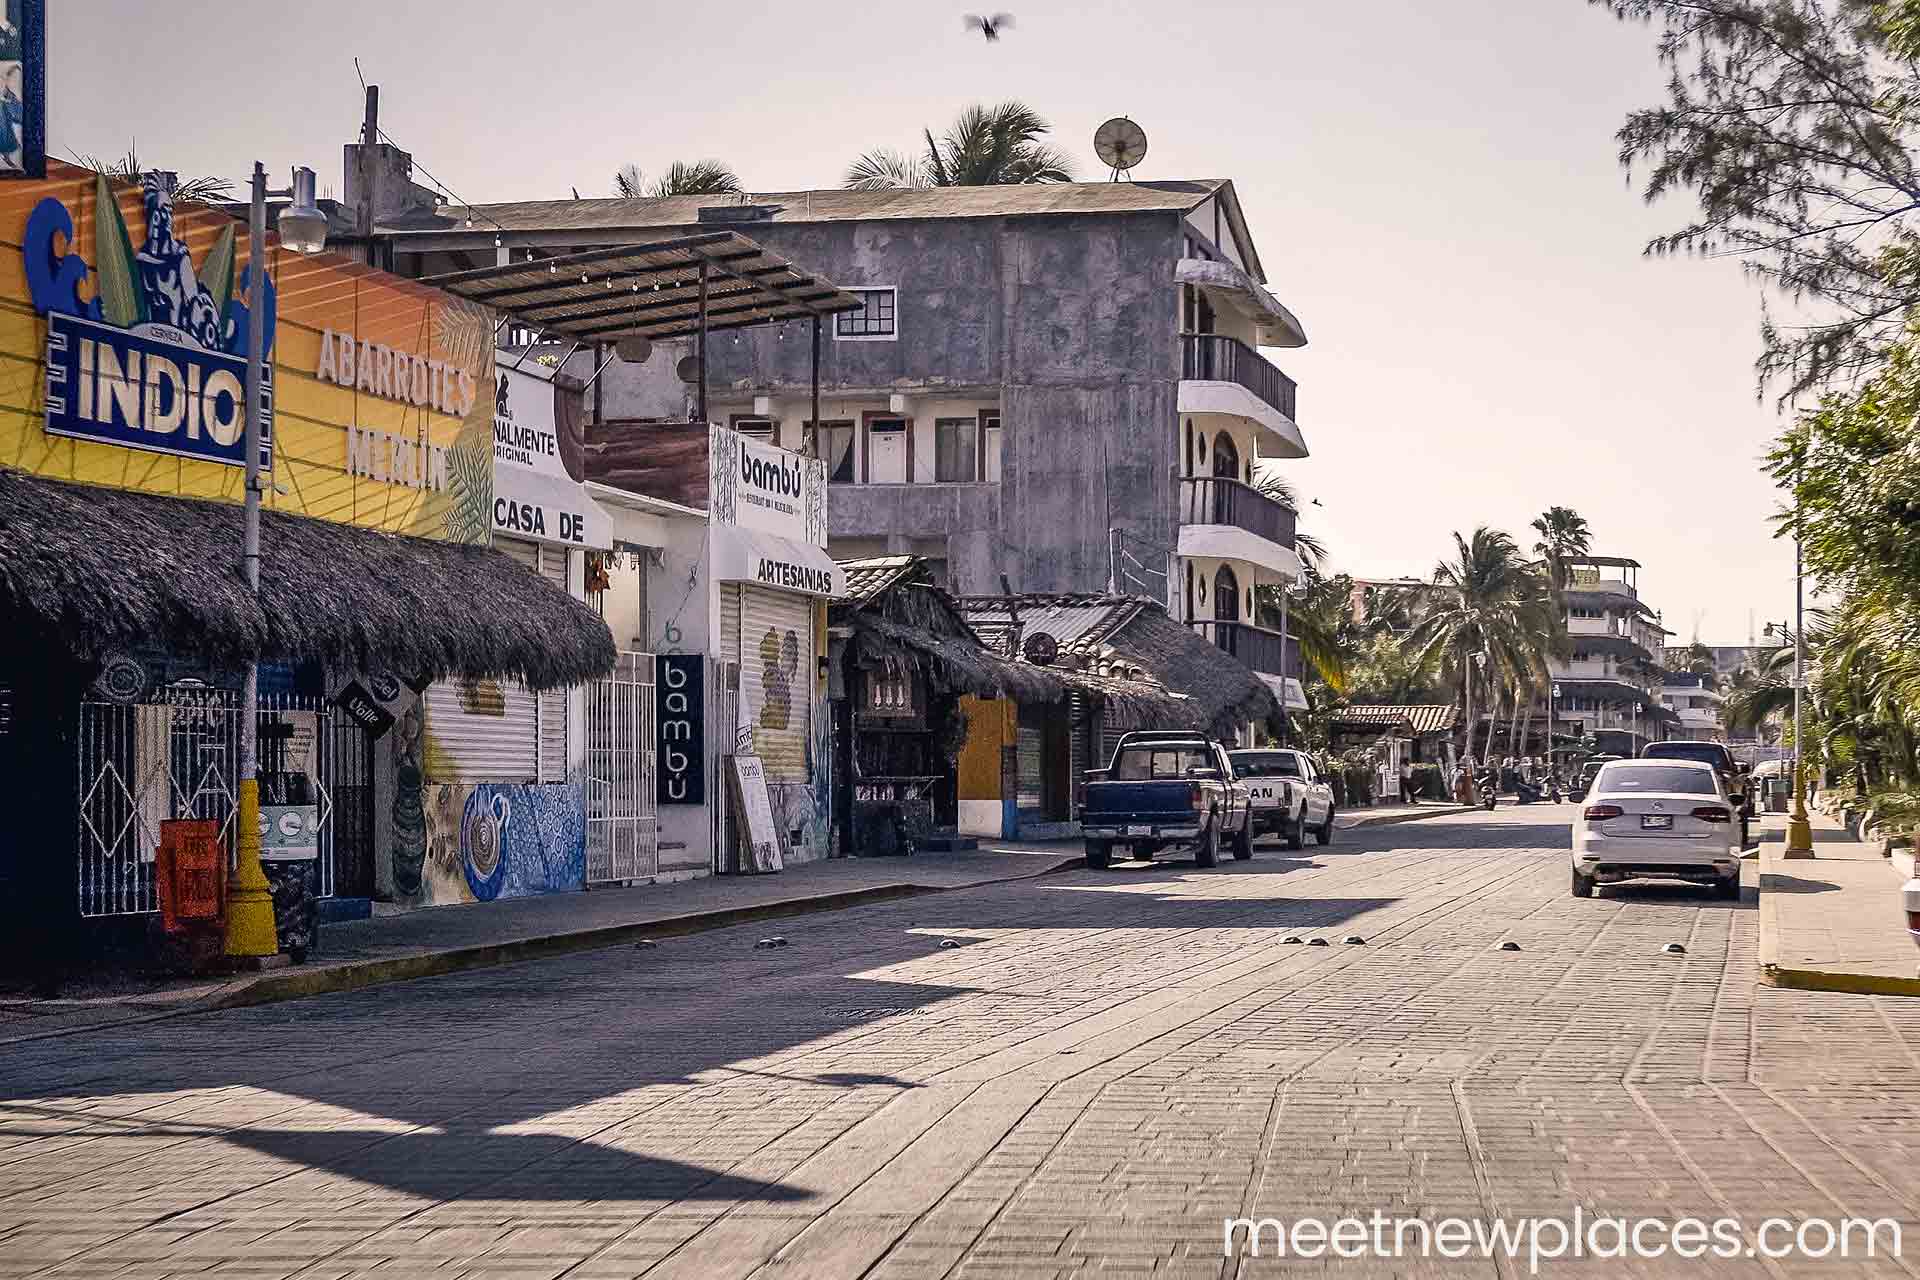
1757 809 1920 996
0 842 1081 1045
1338 801 1475 828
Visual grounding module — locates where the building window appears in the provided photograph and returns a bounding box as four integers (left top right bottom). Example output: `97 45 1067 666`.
731 415 775 445
935 418 978 482
817 421 856 483
982 411 1002 483
835 288 897 340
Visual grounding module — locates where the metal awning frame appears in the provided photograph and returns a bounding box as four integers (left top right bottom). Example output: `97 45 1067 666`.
419 231 863 344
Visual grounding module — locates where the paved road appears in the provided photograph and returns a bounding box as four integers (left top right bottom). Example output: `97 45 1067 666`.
2 807 1918 1278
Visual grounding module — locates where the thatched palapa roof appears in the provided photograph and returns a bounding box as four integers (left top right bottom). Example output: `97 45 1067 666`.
0 470 615 691
959 593 1279 738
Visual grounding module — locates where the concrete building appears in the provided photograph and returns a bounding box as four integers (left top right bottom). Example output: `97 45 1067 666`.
368 181 1313 709
1549 556 1674 756
1659 671 1725 742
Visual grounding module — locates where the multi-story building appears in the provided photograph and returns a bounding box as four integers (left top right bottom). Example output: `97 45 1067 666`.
372 181 1313 708
1659 671 1724 741
1550 555 1674 755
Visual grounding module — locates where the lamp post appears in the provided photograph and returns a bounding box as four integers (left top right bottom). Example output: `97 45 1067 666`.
1550 683 1561 776
1784 519 1814 858
225 163 329 961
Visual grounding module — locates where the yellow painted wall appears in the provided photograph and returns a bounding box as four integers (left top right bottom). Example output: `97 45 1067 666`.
0 163 493 543
957 695 1015 801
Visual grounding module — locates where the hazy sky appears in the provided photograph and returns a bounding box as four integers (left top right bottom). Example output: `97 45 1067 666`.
50 0 1797 644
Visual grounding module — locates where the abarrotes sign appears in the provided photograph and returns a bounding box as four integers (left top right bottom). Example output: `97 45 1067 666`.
26 174 273 470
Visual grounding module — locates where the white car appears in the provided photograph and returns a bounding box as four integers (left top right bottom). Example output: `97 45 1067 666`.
1906 877 1920 959
1227 748 1336 850
1571 759 1741 900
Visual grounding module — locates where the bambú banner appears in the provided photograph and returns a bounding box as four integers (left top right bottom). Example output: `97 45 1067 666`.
0 161 495 543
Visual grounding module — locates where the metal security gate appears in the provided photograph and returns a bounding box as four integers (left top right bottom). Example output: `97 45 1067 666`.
76 687 338 918
585 651 658 884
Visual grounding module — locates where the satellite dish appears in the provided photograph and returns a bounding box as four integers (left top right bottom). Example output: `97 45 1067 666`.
674 354 702 383
615 336 654 364
1093 117 1148 181
1022 631 1059 666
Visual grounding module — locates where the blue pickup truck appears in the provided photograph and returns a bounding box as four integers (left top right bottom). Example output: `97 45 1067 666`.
1079 732 1252 869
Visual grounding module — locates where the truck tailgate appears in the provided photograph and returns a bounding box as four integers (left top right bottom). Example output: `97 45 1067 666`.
1082 781 1198 824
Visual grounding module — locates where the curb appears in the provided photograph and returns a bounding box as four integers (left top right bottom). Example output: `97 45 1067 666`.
1339 805 1476 830
0 855 1083 1044
1756 834 1920 998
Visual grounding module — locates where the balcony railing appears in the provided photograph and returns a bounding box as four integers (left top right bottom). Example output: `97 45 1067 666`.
1189 619 1299 678
1180 476 1297 549
1181 332 1298 421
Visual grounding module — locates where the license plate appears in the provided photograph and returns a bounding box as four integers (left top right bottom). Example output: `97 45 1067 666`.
1126 825 1152 837
1641 814 1674 830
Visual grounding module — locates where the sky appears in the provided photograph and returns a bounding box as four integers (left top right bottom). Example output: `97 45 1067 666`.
49 0 1798 645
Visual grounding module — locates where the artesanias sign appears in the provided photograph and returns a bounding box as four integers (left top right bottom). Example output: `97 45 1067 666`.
491 362 611 549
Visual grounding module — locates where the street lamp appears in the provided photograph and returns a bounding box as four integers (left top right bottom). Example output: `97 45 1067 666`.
1550 683 1561 774
225 162 329 961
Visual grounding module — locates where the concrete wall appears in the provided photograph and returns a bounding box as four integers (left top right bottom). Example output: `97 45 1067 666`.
604 213 1185 600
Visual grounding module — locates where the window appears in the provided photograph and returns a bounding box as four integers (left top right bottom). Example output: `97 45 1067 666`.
816 421 855 483
935 418 978 482
731 415 775 445
835 287 897 339
982 411 1002 482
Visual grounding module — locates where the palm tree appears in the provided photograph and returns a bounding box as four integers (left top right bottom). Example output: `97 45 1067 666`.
1406 527 1553 762
1530 506 1593 592
78 148 231 202
613 161 744 198
845 102 1073 190
1253 473 1326 572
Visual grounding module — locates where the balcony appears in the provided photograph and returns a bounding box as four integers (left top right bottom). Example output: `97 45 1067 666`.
1177 476 1301 579
1180 476 1295 546
1189 619 1299 678
1181 332 1297 421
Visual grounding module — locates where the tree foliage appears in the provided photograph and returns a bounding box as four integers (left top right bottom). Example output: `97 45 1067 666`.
1589 0 1920 395
614 160 744 198
78 148 231 203
845 102 1073 190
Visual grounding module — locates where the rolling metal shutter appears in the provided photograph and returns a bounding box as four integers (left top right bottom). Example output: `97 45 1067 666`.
423 538 539 783
535 545 570 784
735 585 813 782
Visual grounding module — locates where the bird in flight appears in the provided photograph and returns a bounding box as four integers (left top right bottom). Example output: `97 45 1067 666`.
964 12 1014 41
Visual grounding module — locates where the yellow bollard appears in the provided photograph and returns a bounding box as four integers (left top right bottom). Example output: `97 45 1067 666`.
223 777 279 957
1783 761 1815 860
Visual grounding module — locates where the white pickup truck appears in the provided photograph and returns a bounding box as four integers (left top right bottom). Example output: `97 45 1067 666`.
1227 748 1336 850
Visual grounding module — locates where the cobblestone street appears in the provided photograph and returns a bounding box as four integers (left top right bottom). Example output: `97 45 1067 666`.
3 807 1918 1278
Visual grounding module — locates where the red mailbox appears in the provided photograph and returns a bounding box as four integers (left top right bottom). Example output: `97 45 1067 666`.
157 819 225 935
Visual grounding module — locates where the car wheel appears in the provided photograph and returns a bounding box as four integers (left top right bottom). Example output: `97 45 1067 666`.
1716 871 1741 901
1195 821 1219 868
1284 813 1305 851
1571 866 1596 898
1085 840 1111 870
1314 810 1335 846
1230 822 1254 861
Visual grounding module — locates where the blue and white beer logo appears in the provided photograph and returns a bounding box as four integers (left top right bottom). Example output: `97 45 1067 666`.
24 172 274 469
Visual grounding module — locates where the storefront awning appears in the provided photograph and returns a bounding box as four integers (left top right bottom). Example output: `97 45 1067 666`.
0 469 615 691
1257 673 1309 710
712 525 846 598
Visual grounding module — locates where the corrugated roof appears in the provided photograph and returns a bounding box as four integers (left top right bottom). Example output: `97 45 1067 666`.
381 180 1231 238
836 555 920 604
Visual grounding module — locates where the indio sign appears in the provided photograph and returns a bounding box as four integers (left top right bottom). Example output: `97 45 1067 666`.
5 162 497 546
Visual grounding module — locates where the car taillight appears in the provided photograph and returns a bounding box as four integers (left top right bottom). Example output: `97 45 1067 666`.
1190 783 1204 812
1583 804 1623 820
1691 806 1731 823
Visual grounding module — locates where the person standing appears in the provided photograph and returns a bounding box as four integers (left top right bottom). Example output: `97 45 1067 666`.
1401 759 1418 805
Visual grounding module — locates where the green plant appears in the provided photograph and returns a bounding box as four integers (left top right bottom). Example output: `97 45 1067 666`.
846 102 1073 190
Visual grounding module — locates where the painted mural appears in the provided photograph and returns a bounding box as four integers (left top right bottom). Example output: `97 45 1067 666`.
407 781 585 906
1 160 493 544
